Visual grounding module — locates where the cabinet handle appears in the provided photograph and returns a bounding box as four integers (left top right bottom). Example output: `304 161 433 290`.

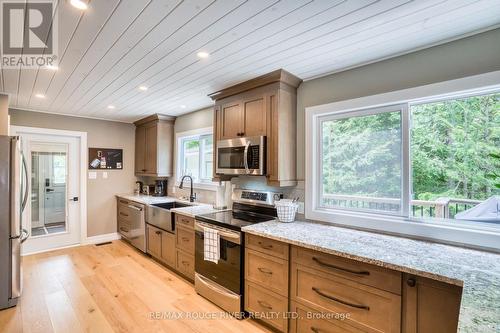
258 241 273 250
119 200 128 204
119 212 128 217
155 231 161 235
257 300 273 310
312 287 370 310
407 277 416 287
182 237 190 242
181 261 189 266
257 267 273 275
310 327 320 333
119 227 129 232
312 257 370 276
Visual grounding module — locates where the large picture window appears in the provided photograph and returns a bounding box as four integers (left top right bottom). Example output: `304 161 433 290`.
307 80 500 249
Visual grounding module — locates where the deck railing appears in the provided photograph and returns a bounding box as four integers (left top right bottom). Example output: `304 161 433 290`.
322 194 482 219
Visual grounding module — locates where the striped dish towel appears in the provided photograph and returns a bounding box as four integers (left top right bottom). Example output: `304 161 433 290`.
203 227 220 263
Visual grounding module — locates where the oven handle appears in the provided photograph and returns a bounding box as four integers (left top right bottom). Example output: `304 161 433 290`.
243 141 251 174
195 222 241 243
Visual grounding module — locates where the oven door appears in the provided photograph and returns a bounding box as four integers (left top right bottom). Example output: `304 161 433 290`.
194 221 242 294
216 136 265 175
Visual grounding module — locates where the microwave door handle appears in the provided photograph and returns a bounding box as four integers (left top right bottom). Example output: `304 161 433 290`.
244 141 251 174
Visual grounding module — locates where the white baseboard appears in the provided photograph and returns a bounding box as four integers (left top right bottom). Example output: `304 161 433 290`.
82 232 121 245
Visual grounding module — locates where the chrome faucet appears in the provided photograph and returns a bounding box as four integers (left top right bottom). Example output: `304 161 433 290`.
179 175 196 202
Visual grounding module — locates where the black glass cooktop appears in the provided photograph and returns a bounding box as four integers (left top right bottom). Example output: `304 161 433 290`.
196 210 276 231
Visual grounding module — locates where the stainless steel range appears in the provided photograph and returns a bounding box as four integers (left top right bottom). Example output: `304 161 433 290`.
194 189 281 316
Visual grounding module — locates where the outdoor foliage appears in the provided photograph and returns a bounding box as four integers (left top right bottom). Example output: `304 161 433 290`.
321 92 500 211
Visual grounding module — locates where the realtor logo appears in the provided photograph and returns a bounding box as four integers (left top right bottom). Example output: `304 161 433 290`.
1 0 58 68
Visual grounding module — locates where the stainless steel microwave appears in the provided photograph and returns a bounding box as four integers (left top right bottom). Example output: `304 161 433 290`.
216 136 266 175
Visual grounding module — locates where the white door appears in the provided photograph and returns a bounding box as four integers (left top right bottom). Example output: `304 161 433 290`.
12 129 82 254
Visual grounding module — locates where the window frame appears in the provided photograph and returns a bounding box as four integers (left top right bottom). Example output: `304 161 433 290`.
175 127 216 191
305 71 500 251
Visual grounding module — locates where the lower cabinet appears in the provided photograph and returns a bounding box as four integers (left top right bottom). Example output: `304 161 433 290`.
146 224 175 267
402 274 462 333
146 214 195 282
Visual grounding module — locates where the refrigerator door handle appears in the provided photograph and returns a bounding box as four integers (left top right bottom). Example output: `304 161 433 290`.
21 153 29 212
10 138 22 238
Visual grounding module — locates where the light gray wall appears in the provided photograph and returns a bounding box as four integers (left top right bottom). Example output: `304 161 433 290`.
296 28 500 179
174 107 213 133
9 109 136 237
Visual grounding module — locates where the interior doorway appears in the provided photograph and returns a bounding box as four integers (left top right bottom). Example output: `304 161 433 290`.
10 126 87 255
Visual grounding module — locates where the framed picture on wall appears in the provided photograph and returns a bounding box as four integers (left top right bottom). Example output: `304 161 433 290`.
88 148 123 169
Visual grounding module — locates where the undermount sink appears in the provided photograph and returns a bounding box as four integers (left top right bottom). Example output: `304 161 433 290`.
151 201 192 210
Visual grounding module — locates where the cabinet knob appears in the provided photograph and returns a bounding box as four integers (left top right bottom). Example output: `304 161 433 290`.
407 277 416 287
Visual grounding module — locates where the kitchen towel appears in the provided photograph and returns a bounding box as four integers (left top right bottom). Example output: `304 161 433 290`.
203 227 220 263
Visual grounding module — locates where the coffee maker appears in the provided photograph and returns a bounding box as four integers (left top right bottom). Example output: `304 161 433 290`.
153 179 168 197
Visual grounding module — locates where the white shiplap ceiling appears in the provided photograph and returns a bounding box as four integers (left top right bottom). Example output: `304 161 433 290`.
2 0 500 122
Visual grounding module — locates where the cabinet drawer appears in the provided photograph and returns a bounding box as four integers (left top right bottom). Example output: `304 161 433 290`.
118 218 131 237
176 226 194 255
246 234 289 259
245 248 288 296
291 263 401 333
175 214 195 229
289 302 364 333
176 250 194 280
245 281 288 332
292 246 401 295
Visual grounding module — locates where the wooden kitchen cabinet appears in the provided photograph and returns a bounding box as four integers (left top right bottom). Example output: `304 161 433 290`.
244 234 290 332
402 274 462 333
134 114 175 177
218 94 268 140
146 224 175 268
174 214 195 281
209 69 302 186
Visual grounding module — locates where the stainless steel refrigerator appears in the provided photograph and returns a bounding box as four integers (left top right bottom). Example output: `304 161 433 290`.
0 136 29 310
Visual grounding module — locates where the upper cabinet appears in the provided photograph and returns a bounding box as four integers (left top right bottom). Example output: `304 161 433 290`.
134 114 175 177
209 69 302 187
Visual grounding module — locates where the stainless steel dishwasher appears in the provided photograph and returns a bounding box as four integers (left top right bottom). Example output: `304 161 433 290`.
117 199 146 252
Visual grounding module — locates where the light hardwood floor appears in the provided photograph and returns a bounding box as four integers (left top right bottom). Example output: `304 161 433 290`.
0 240 272 333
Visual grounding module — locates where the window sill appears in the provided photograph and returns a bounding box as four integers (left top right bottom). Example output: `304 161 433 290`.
306 207 500 252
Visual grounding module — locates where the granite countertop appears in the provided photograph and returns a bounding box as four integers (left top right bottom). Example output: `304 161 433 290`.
242 220 500 333
116 194 225 217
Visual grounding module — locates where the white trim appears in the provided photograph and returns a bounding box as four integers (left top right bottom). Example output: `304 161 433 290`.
305 70 500 251
82 232 121 245
21 243 82 256
21 233 121 256
9 125 89 245
10 106 133 124
174 126 217 191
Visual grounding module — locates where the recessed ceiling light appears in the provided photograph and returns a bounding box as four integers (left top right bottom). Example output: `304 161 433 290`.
180 105 187 109
107 105 115 109
139 86 148 91
35 93 45 99
70 0 88 10
197 51 210 59
45 64 58 71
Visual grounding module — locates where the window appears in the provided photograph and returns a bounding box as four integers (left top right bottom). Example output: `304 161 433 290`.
321 107 403 214
177 131 213 184
307 79 500 249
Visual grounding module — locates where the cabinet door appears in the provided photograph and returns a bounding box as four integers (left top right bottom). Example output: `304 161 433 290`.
220 101 242 139
242 95 267 137
144 123 158 174
161 231 176 267
402 274 462 333
135 126 146 174
147 225 162 259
